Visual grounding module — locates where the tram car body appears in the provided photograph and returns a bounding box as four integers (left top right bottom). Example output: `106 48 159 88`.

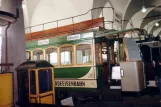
25 28 148 99
26 32 105 98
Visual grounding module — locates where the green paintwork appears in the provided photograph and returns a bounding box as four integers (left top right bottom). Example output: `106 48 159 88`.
96 66 104 89
26 32 94 50
25 31 107 91
54 67 91 78
26 39 93 50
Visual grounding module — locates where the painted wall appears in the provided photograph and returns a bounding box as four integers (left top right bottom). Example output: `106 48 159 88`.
1 0 26 105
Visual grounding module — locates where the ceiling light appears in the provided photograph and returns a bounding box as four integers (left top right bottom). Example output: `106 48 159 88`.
22 3 26 9
156 22 159 26
0 27 2 35
142 6 146 13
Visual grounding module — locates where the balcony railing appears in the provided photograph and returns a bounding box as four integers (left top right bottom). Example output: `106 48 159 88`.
25 7 132 41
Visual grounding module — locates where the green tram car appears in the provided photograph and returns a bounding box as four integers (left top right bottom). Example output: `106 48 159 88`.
26 28 148 99
26 31 106 99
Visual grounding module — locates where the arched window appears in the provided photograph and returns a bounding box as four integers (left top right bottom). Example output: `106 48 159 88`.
26 51 31 61
46 47 58 65
60 45 73 65
33 49 44 60
76 44 91 64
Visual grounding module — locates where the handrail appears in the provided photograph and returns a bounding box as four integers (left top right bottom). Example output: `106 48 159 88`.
25 6 135 41
25 7 114 35
26 18 107 41
25 7 114 29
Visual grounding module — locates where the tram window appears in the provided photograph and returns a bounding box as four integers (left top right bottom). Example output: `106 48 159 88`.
30 70 36 95
152 48 160 61
33 49 44 60
26 51 31 60
60 45 73 65
38 69 52 94
76 44 91 64
46 48 58 65
120 45 126 61
102 42 107 62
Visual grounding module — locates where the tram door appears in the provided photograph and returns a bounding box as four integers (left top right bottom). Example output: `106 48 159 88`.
17 70 29 104
29 68 55 104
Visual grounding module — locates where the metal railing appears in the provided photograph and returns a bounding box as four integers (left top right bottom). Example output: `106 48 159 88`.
25 7 135 41
25 7 115 40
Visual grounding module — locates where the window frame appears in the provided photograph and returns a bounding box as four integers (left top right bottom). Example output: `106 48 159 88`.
38 68 53 94
32 48 45 60
26 50 32 61
45 46 59 66
75 43 93 66
59 44 74 66
29 70 36 95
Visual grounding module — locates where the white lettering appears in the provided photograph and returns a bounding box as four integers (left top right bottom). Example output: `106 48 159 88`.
114 10 122 27
55 80 97 88
38 39 49 45
55 81 85 87
67 34 80 41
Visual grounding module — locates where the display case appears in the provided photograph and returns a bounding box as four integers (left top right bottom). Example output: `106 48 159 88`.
120 61 146 92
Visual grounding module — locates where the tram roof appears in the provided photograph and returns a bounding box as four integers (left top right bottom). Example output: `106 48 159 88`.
103 28 147 38
16 60 53 70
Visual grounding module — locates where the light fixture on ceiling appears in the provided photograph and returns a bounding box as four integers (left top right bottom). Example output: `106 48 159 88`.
22 1 26 9
155 22 159 26
0 27 2 35
142 6 147 13
22 4 26 9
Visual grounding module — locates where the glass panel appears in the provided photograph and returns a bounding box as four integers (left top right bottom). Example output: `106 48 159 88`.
76 44 91 64
152 48 160 61
120 44 126 61
30 70 36 95
102 42 107 62
18 70 29 103
95 44 102 64
38 69 52 94
109 47 113 62
26 51 31 60
33 49 44 60
46 48 58 65
60 46 73 65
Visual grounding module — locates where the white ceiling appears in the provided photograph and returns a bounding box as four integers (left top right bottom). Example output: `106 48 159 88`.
22 0 161 36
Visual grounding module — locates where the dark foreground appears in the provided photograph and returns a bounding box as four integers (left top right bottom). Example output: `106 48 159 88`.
26 95 161 107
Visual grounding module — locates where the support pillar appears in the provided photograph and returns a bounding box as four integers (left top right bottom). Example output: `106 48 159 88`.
1 0 26 106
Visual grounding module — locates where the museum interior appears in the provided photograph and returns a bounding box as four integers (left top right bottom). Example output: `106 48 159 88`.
1 0 161 107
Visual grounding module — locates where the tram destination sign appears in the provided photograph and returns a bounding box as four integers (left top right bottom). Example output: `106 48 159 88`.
67 34 80 41
114 10 122 28
55 79 97 88
38 39 49 45
55 80 85 87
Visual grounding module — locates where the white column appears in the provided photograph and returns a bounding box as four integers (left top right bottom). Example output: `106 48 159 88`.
1 0 26 105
